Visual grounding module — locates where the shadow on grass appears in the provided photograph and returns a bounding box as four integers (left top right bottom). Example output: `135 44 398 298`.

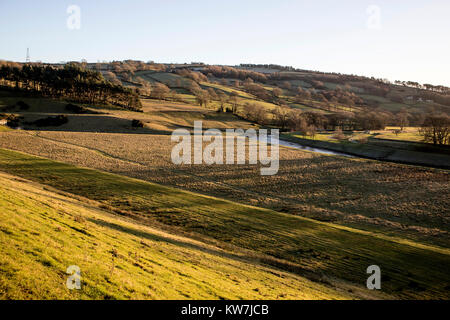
86 216 321 282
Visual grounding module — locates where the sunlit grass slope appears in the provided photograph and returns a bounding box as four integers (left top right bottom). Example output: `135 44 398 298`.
0 172 350 300
0 148 449 299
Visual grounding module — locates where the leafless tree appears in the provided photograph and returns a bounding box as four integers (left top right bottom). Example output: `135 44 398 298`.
228 91 239 113
419 113 450 145
271 106 290 130
396 111 410 131
195 90 210 107
151 83 170 100
272 87 282 98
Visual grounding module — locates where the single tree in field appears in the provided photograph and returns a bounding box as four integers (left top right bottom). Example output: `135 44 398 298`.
288 111 307 133
243 78 254 86
303 89 312 100
271 106 290 130
207 88 218 100
242 103 256 120
242 103 266 124
195 90 210 107
272 87 283 98
282 81 292 91
188 81 202 95
253 106 268 125
217 91 227 112
307 125 317 139
419 113 450 145
228 91 239 113
151 83 170 100
396 111 410 131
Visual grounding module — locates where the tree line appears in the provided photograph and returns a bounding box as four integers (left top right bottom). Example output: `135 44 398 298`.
202 66 268 83
237 104 449 145
0 62 142 111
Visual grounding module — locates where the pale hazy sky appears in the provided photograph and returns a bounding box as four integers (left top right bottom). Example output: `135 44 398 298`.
1 0 449 86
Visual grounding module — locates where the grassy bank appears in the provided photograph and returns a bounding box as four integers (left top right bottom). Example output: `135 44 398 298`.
0 172 348 299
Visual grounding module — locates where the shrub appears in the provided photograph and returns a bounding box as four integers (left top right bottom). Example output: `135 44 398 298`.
131 119 144 128
34 115 68 127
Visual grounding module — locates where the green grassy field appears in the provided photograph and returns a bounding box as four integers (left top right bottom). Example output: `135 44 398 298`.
1 171 351 299
0 148 449 299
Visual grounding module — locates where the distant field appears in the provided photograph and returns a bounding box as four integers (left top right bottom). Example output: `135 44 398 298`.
359 94 408 112
143 72 195 88
200 82 254 99
375 127 423 142
291 128 424 144
286 80 312 88
289 103 323 113
0 93 254 134
0 149 449 299
0 127 448 248
0 96 448 249
0 94 76 114
139 98 255 132
321 82 364 94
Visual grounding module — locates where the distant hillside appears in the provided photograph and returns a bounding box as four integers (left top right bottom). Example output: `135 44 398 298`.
89 60 450 127
1 59 449 133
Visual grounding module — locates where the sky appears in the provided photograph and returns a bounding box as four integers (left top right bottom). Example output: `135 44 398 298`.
0 0 449 86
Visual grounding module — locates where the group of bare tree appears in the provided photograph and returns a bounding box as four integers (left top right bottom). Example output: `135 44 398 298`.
419 113 450 145
202 66 268 83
